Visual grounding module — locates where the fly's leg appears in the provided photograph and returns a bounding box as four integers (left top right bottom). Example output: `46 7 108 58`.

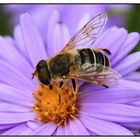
58 81 64 105
49 84 53 90
71 79 77 100
94 80 109 88
55 81 64 112
94 48 111 55
101 83 109 88
71 79 77 94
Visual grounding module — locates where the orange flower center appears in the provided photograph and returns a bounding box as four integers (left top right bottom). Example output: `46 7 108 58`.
32 82 79 126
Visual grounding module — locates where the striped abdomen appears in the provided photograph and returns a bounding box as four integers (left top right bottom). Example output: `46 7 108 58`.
77 48 110 72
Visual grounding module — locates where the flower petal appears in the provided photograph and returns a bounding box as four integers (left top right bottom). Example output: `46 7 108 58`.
46 10 60 57
80 103 140 123
107 28 128 60
0 124 18 130
0 112 35 124
14 25 29 59
112 32 140 66
125 72 140 82
0 130 8 134
121 121 140 130
91 26 116 49
0 84 33 107
63 123 72 135
0 59 35 91
69 119 89 135
129 100 140 108
0 36 33 78
53 23 70 54
5 36 15 47
114 52 140 76
56 125 66 135
0 102 30 112
29 5 58 32
61 5 106 35
55 122 73 135
20 13 47 67
92 27 127 60
77 13 91 31
30 122 57 135
80 114 133 135
2 123 34 135
79 80 140 104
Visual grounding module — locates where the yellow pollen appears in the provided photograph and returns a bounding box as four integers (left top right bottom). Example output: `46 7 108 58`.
33 82 79 126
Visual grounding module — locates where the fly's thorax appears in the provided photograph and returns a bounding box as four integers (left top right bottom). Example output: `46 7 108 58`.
48 53 73 79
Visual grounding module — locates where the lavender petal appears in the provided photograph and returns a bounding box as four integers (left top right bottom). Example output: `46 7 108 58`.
30 122 57 135
80 103 140 123
112 32 140 66
20 13 47 67
0 112 35 124
0 129 11 134
46 10 60 57
5 36 16 47
125 72 140 82
0 102 30 112
0 84 33 107
79 81 140 104
69 119 89 135
63 122 72 135
0 124 19 130
56 125 66 135
2 123 33 135
128 100 140 108
0 59 35 91
77 13 91 31
61 5 106 35
121 121 140 130
114 52 140 76
0 36 33 78
53 23 70 54
55 122 73 135
92 27 127 60
26 121 43 130
106 28 127 60
79 80 140 104
80 114 133 135
14 25 29 59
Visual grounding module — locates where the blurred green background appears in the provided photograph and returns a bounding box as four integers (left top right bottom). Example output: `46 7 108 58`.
125 5 140 52
0 4 139 51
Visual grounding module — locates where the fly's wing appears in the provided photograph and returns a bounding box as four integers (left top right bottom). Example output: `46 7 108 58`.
69 64 123 87
61 13 108 52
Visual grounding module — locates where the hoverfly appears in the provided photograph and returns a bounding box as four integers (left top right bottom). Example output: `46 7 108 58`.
32 13 122 99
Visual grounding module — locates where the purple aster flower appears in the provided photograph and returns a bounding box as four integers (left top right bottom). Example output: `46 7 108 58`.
4 4 131 35
0 11 140 136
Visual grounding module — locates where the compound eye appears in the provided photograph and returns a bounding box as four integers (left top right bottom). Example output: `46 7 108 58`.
38 65 51 86
36 60 46 69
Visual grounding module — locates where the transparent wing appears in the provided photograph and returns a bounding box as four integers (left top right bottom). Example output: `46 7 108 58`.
61 13 108 52
69 64 123 87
